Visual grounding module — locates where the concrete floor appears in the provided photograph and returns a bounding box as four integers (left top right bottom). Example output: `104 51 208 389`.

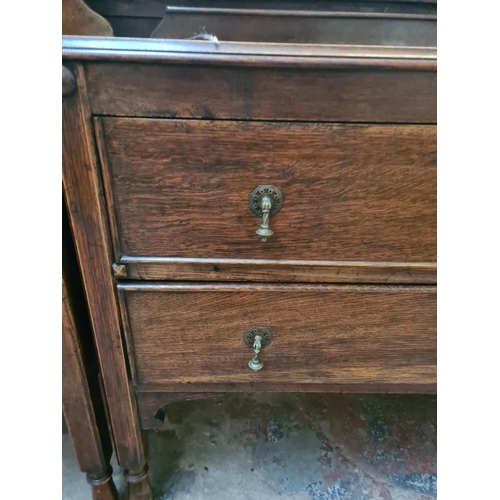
63 393 436 500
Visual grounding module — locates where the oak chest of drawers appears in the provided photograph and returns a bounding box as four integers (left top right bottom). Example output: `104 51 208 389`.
63 4 436 496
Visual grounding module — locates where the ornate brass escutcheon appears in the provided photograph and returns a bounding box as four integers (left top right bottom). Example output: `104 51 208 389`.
248 185 283 242
244 327 272 371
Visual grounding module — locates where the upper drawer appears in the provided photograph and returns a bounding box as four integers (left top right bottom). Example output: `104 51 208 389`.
83 56 436 124
97 118 436 279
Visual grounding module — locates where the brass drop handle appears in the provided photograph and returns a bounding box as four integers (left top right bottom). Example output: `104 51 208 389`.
256 196 273 242
244 327 272 371
249 185 283 242
249 335 263 371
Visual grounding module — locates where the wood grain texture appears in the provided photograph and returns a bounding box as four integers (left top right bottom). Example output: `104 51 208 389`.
63 199 102 386
117 287 138 385
83 61 435 122
122 258 437 284
118 283 436 387
62 64 150 491
97 119 436 263
63 216 118 499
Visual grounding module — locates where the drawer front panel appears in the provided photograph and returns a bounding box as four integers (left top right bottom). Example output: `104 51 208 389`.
119 283 436 387
87 64 436 123
98 119 436 264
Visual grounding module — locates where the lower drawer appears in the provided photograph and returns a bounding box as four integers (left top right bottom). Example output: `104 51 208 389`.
118 283 436 389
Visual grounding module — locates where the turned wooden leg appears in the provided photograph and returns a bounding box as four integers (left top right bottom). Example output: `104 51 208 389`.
87 468 119 500
63 237 119 500
126 466 153 500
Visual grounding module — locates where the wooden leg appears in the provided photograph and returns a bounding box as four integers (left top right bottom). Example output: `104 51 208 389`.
87 469 119 500
63 205 120 500
63 262 120 500
126 467 153 500
63 63 151 500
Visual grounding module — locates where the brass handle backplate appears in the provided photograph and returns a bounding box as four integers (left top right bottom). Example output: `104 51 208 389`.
249 185 283 242
244 327 272 371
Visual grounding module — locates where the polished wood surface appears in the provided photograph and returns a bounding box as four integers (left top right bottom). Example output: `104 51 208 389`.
62 63 152 498
97 118 436 264
62 7 436 473
118 283 436 387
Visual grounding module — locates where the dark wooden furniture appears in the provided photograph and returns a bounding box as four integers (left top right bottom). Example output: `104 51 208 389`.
63 206 118 500
63 3 436 498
